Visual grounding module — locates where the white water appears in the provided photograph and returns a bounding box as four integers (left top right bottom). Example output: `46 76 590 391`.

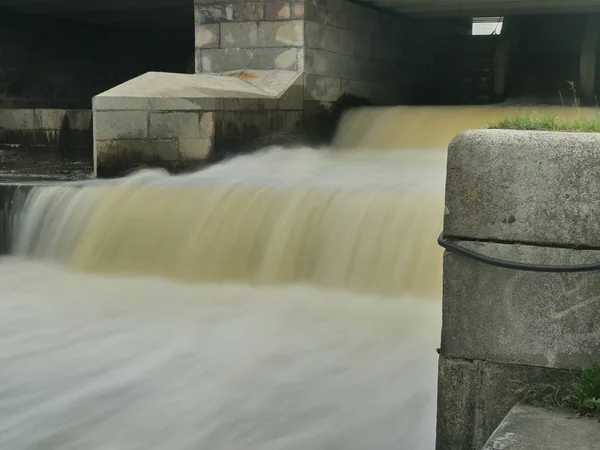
3 145 447 449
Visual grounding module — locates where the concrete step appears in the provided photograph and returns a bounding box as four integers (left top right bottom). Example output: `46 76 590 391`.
482 405 600 450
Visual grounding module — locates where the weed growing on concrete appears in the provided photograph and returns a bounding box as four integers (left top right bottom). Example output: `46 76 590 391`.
514 365 600 420
487 81 600 133
572 366 600 419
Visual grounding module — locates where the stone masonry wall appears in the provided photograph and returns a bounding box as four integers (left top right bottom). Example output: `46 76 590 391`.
194 0 447 106
194 0 305 74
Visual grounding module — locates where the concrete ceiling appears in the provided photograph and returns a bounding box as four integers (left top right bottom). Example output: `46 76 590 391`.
1 0 600 25
362 0 600 17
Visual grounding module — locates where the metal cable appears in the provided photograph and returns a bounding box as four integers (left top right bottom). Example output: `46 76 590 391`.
438 233 600 273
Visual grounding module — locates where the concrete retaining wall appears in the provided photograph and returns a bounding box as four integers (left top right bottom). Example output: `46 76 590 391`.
437 129 600 449
0 109 92 155
93 70 303 176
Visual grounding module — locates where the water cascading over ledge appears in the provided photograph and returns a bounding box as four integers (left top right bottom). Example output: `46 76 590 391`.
0 140 448 450
12 146 447 299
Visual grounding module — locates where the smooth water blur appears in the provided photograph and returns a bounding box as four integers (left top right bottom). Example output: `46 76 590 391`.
3 108 458 449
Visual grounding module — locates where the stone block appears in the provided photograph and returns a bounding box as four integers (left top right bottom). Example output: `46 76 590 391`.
278 76 304 110
0 109 34 130
93 96 151 112
65 110 93 131
94 111 148 140
442 240 600 370
445 130 600 248
436 357 578 450
32 109 65 130
482 405 600 450
265 2 290 20
95 140 119 167
233 3 264 21
436 357 478 450
303 74 341 102
195 24 220 49
220 21 303 48
304 3 338 27
201 48 298 72
197 4 234 24
291 2 304 19
148 97 224 111
118 139 179 163
179 137 212 160
149 112 204 139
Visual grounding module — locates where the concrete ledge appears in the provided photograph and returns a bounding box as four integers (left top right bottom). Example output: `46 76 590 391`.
482 405 600 450
444 129 600 248
92 70 303 176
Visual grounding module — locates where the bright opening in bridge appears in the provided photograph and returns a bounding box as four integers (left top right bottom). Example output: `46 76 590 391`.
472 17 503 36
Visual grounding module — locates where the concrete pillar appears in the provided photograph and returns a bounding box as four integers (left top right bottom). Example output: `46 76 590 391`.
437 129 600 449
493 17 520 100
579 15 600 102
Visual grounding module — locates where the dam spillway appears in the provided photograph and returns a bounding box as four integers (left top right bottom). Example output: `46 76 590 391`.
2 103 600 448
0 107 451 449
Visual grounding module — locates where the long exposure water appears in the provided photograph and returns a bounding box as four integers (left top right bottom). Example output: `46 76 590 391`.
1 109 455 449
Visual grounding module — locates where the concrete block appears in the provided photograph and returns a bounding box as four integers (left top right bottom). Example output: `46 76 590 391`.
305 49 366 80
286 111 302 131
265 2 290 20
33 109 65 130
94 111 148 140
304 74 341 102
198 4 233 24
149 112 204 139
442 240 600 370
304 4 338 27
436 357 578 450
445 130 600 248
65 110 93 131
201 48 298 72
291 2 304 19
195 24 220 49
233 3 264 21
436 357 478 450
179 137 212 160
148 97 224 111
93 96 151 112
95 140 119 167
118 139 179 163
0 109 34 130
482 405 600 450
278 76 304 109
220 21 303 48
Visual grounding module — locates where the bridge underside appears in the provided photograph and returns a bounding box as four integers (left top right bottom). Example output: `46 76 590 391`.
1 0 600 24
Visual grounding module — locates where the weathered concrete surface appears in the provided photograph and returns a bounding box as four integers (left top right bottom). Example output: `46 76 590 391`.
442 240 600 370
0 109 92 157
436 357 577 450
482 405 600 450
445 130 600 248
93 70 303 176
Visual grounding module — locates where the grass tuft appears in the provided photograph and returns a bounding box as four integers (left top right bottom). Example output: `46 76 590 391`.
514 365 600 420
487 81 600 133
487 115 600 133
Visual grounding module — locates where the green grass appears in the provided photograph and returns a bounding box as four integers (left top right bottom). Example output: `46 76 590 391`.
487 80 600 133
487 115 600 132
514 366 600 420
